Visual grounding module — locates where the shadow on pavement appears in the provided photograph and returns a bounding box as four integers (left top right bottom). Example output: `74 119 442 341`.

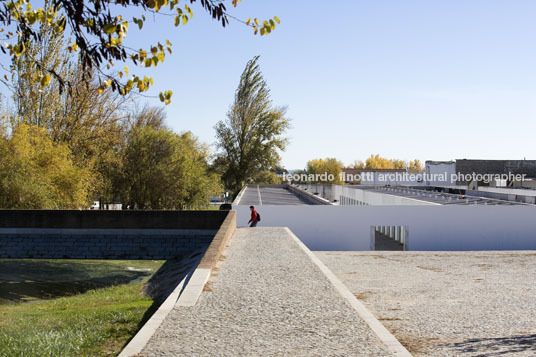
442 334 536 356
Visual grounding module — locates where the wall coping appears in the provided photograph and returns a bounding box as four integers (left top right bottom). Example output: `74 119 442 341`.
0 228 217 236
198 210 236 270
0 210 227 230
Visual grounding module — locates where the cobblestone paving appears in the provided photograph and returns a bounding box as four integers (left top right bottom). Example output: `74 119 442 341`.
141 228 390 356
316 251 536 356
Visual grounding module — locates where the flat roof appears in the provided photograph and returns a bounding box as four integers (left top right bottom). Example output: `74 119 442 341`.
354 186 524 206
342 168 407 173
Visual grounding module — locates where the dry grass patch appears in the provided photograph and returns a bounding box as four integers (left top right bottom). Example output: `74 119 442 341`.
353 291 373 300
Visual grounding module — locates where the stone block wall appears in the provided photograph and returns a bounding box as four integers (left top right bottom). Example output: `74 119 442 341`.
0 229 217 259
0 210 231 259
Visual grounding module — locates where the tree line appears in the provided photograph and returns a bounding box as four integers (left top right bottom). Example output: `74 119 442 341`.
0 22 291 209
0 13 426 207
295 155 423 184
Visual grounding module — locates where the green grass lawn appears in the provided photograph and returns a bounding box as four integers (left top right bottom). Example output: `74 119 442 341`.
0 260 164 357
205 204 224 210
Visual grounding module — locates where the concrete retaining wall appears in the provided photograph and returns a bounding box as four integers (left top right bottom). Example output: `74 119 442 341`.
299 184 436 205
0 229 216 259
234 205 536 251
0 210 230 259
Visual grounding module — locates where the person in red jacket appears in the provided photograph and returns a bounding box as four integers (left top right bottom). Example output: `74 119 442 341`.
248 205 259 227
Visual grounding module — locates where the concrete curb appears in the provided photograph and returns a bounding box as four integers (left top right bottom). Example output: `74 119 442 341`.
287 185 333 205
176 268 211 306
233 186 248 205
285 227 413 357
118 275 188 357
257 185 263 206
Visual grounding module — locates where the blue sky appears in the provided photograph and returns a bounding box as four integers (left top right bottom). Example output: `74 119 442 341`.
22 1 536 169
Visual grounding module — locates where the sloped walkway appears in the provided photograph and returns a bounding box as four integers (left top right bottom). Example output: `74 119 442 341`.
140 228 391 356
237 186 312 205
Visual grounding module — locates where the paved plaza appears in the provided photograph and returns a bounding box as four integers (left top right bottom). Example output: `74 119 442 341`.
316 251 536 356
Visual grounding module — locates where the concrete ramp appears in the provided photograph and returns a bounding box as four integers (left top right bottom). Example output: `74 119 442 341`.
139 228 405 356
235 185 318 205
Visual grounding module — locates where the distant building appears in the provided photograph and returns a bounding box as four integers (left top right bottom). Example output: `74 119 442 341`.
340 159 536 204
425 159 536 188
455 159 536 187
424 159 536 204
425 161 457 186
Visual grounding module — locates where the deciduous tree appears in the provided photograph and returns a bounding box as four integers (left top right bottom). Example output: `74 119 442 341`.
9 20 128 204
128 105 167 131
122 126 221 209
0 124 90 209
214 56 290 194
252 170 282 185
352 160 365 169
0 0 280 103
409 159 423 173
306 158 343 184
353 154 423 172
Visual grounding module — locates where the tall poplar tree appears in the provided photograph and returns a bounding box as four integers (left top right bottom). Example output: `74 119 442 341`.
214 56 290 194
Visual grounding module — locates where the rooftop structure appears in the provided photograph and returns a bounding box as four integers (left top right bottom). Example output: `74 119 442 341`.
298 183 530 206
456 159 536 179
360 186 523 206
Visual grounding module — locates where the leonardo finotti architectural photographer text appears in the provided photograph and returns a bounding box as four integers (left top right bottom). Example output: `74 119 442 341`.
280 172 527 183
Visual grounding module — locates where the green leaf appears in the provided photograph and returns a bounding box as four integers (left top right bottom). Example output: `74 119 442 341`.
103 24 116 34
164 91 172 105
26 12 37 25
185 5 193 17
40 74 51 86
12 43 25 57
133 18 143 30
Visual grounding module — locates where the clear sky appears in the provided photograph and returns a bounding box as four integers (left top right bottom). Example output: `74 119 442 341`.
58 1 536 169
